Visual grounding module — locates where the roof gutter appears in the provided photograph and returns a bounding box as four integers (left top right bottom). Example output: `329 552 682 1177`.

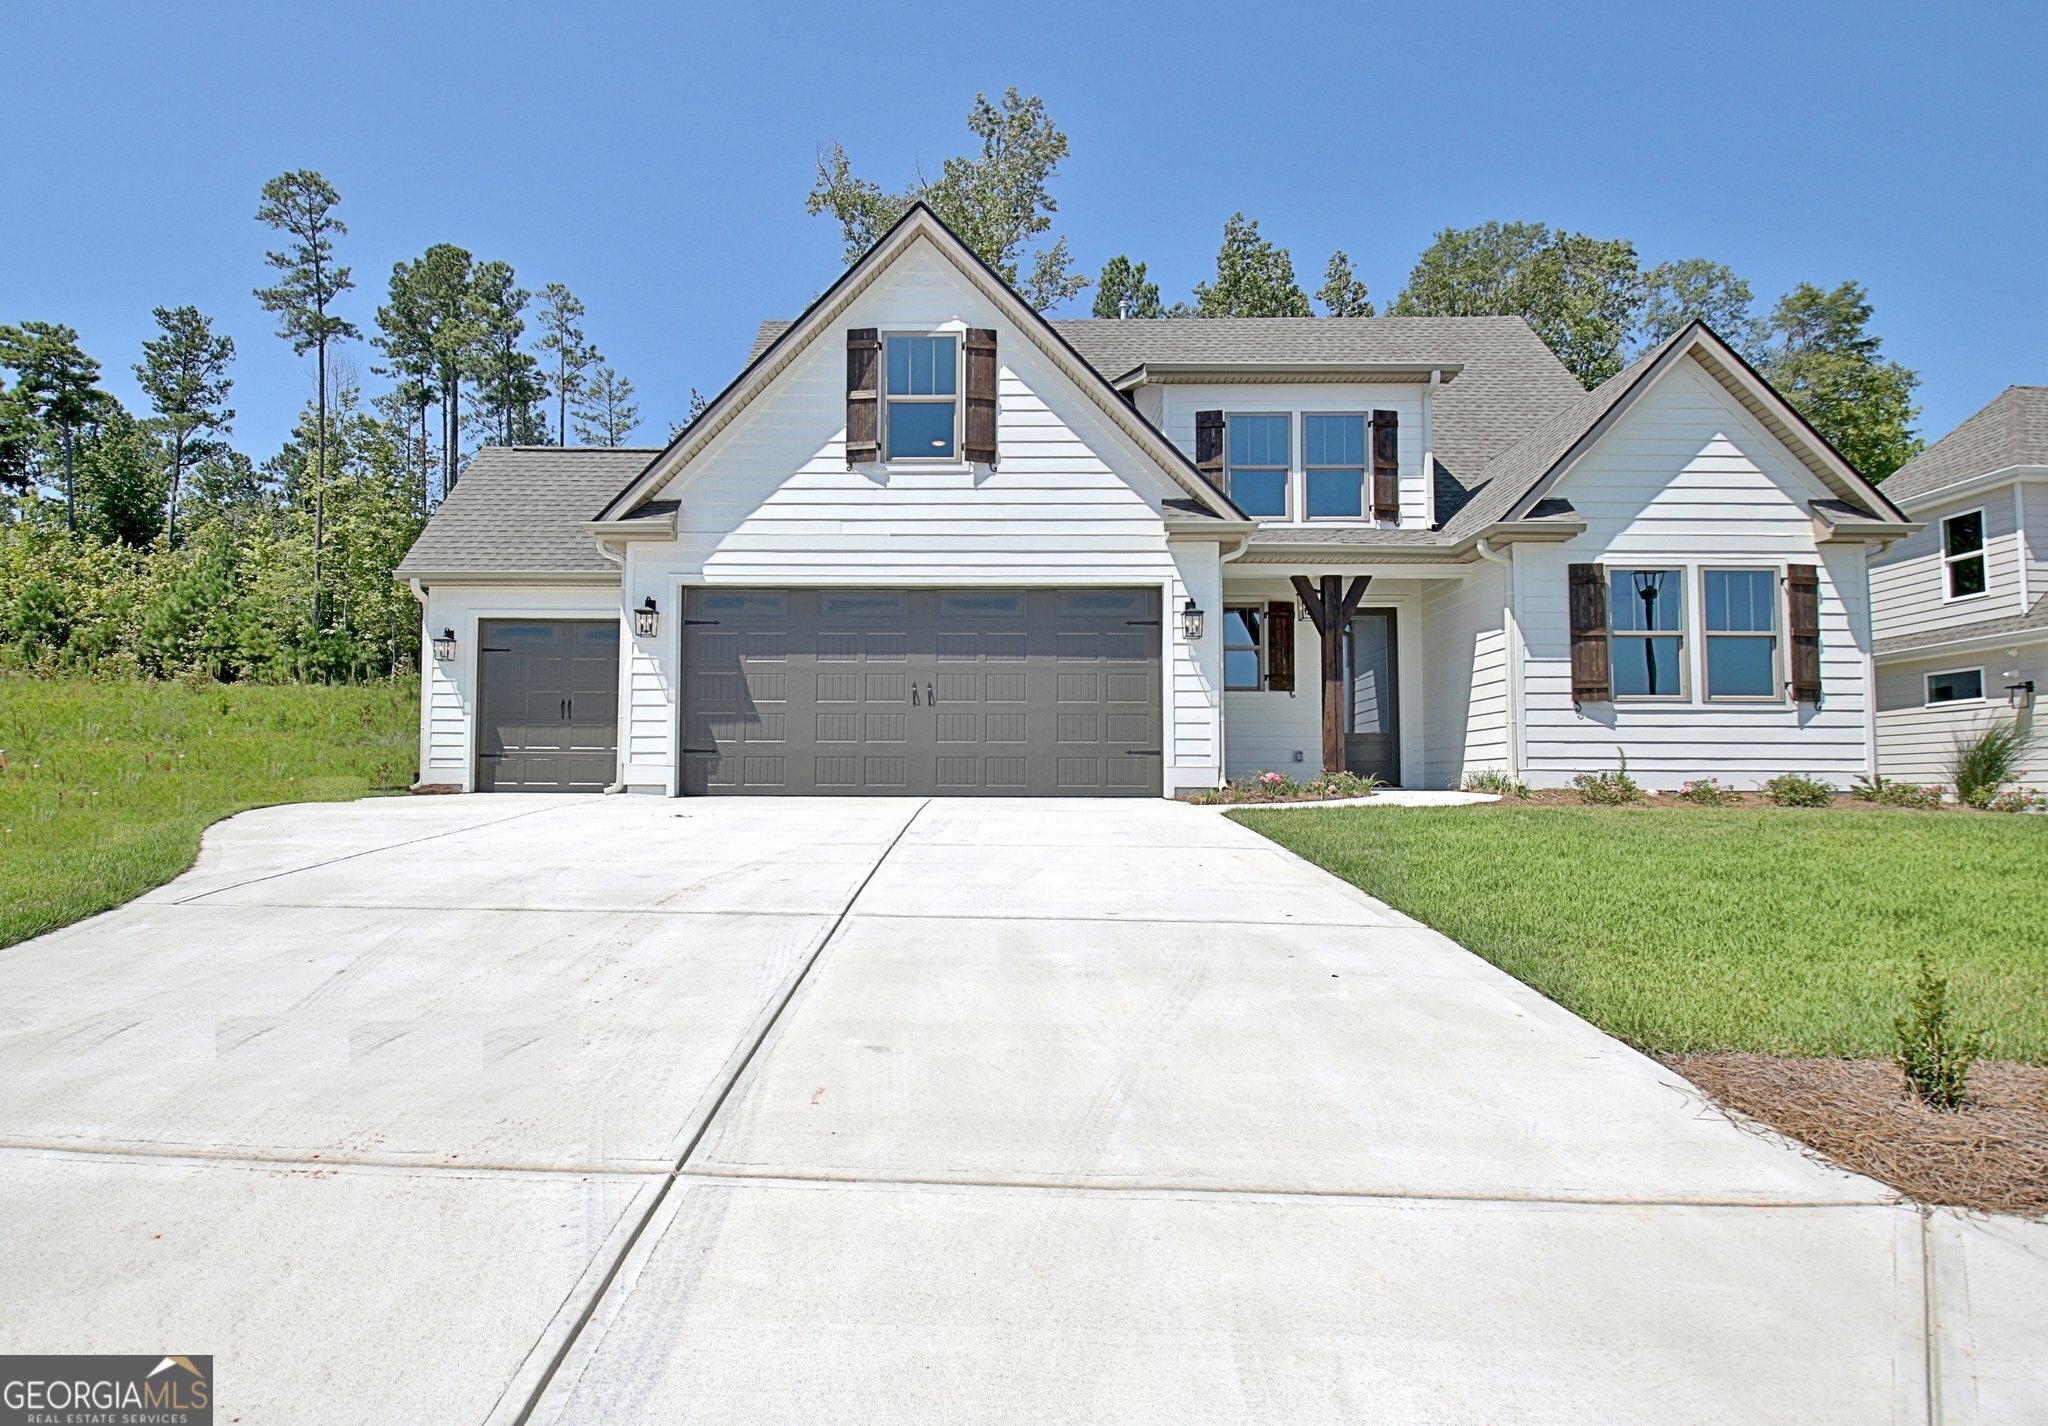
1112 361 1464 392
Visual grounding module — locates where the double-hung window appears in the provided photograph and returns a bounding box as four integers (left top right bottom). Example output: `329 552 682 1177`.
1702 568 1779 700
884 334 959 460
1224 607 1265 690
1303 414 1367 519
1942 510 1987 599
1926 669 1984 704
1609 568 1684 698
1226 414 1290 518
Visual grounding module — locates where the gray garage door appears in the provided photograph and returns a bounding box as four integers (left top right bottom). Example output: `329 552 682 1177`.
476 619 620 791
682 588 1162 796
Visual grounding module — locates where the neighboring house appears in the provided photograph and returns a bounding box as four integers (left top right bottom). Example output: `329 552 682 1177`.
1869 385 2047 783
395 205 1914 798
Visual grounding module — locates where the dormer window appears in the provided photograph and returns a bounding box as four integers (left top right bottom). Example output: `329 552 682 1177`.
884 334 959 460
1942 509 1987 600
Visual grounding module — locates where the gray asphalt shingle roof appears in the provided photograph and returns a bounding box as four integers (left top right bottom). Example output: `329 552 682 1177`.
395 446 660 579
1872 594 2048 657
1881 386 2048 504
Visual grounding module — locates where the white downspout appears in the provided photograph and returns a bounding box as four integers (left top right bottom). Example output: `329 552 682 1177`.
1473 538 1522 781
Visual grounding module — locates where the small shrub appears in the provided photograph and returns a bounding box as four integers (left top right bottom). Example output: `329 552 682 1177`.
1850 773 1944 809
1674 777 1741 807
1949 720 2027 807
1983 786 2044 814
1202 768 1382 804
1462 768 1530 798
1893 949 1983 1110
1571 753 1641 805
1762 773 1834 808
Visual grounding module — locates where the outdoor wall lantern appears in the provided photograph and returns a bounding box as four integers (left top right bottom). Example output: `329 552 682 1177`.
635 597 660 639
431 628 457 662
2009 679 2035 711
1179 598 1205 642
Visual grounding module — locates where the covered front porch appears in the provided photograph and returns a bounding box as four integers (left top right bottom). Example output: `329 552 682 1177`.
1218 552 1483 790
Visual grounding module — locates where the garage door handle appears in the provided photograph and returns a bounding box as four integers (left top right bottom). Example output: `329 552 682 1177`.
911 685 919 707
926 682 935 706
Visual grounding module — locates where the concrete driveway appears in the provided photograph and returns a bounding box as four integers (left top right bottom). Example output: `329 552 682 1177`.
1 795 2039 1423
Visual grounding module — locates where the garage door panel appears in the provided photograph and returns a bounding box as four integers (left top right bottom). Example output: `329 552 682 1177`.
681 587 1159 797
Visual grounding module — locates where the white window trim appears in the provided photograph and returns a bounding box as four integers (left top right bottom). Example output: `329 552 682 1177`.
1608 566 1689 702
1698 565 1785 704
1222 604 1266 691
1924 666 1987 707
881 329 964 466
1941 507 1990 603
1224 411 1294 521
1302 410 1373 522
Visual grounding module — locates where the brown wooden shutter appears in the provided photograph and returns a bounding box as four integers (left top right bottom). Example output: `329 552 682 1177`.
1195 410 1226 485
1787 563 1822 703
1264 600 1295 692
1568 563 1610 704
845 327 880 464
1370 410 1400 521
963 327 998 465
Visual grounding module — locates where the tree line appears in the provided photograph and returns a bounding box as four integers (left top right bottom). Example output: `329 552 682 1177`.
0 170 646 681
810 90 1924 481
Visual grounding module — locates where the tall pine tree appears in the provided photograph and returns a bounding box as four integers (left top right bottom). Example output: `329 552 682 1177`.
135 305 235 543
534 283 600 445
0 321 104 528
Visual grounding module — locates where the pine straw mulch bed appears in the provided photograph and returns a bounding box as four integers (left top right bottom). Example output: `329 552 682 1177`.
1493 789 1977 812
1661 1052 2048 1217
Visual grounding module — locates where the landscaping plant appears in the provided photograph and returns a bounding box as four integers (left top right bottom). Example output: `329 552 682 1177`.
1762 773 1834 807
1893 949 1984 1110
1461 768 1529 798
1850 773 1945 809
1949 719 2029 807
1674 777 1741 807
1570 754 1640 805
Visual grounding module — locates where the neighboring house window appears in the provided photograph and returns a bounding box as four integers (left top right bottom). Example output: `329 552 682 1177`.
884 334 958 459
1303 414 1366 519
1926 668 1985 704
1609 568 1684 698
1224 607 1265 690
1942 510 1987 599
1702 568 1780 700
1227 414 1290 518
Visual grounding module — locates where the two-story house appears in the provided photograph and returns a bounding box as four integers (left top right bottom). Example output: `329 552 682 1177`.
396 204 1914 797
1870 385 2047 782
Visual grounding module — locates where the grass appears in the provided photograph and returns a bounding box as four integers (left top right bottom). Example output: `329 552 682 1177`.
1232 804 2048 1063
0 675 418 949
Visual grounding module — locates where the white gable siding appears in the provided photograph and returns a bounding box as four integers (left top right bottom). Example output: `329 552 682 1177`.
1514 358 1874 789
614 241 1225 794
1870 486 2028 641
1419 561 1511 786
1875 645 2047 784
1154 384 1430 527
414 582 624 790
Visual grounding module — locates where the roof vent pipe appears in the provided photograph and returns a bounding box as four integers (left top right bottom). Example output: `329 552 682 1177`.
1116 294 1132 320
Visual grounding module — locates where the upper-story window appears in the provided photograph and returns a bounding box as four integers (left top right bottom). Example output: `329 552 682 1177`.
1304 414 1367 519
1942 510 1987 599
1226 414 1291 518
885 334 958 460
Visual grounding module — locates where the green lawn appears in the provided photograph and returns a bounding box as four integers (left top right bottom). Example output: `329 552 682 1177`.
1233 804 2048 1062
0 675 417 949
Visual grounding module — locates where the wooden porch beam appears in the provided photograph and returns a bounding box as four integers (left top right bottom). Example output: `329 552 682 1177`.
1288 573 1370 773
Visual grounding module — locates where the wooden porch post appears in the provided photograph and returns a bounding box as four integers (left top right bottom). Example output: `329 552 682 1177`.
1289 573 1371 774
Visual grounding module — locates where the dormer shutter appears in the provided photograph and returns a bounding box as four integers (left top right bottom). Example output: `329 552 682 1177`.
1787 564 1822 703
1370 410 1400 521
963 328 998 465
845 327 880 464
1568 563 1610 704
1195 410 1226 485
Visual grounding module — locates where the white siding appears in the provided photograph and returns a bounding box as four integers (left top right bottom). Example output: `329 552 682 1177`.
2025 481 2047 605
1216 575 1427 786
1419 561 1511 787
618 242 1225 795
1154 383 1432 528
1870 486 2028 642
1875 646 2048 784
1515 357 1875 789
415 582 624 790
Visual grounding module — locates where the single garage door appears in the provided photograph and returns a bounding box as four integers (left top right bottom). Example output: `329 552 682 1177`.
476 619 620 791
682 587 1162 797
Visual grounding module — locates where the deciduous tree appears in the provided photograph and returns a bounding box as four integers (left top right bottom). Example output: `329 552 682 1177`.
1636 259 1764 358
808 89 1086 310
1193 214 1312 317
1758 281 1921 480
135 305 235 543
1316 251 1375 317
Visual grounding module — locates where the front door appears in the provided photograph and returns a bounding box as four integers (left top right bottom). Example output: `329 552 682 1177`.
1344 609 1400 786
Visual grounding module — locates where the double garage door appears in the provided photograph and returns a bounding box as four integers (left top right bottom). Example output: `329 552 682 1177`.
682 587 1164 797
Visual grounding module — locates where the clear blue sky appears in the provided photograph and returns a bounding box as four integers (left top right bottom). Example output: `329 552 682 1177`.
4 0 2042 461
